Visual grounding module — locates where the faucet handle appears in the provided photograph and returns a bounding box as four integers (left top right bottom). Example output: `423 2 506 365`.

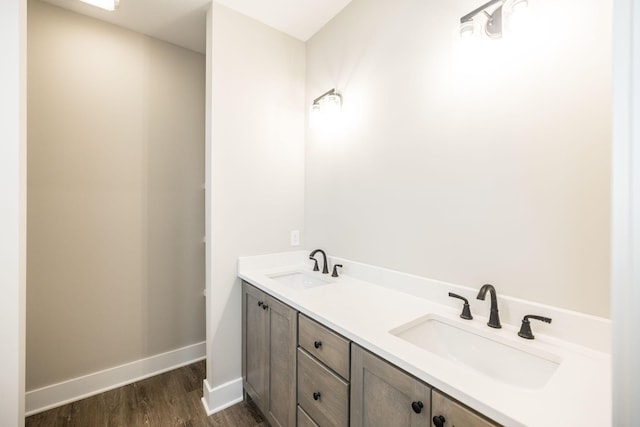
448 293 473 320
331 264 343 277
518 315 552 339
309 256 319 271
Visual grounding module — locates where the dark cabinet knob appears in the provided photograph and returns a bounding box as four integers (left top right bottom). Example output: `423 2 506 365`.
433 415 446 427
313 392 321 401
262 304 269 311
411 401 424 414
257 301 263 307
314 340 322 349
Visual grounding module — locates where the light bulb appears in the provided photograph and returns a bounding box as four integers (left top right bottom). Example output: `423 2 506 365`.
505 0 531 33
320 94 342 125
459 20 475 38
322 94 342 111
511 0 529 13
310 90 342 131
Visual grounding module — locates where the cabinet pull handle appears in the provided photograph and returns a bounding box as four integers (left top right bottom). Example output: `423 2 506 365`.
262 304 269 310
313 392 321 401
411 401 424 414
433 415 446 427
258 301 263 307
314 340 322 349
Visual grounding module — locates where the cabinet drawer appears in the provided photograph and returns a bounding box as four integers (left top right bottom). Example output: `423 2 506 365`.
297 405 319 427
298 348 349 427
299 314 350 380
432 390 501 427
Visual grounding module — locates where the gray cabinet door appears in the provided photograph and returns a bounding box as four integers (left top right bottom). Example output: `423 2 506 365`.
242 282 297 427
298 406 320 427
351 344 431 427
432 390 501 427
242 282 268 409
265 294 297 427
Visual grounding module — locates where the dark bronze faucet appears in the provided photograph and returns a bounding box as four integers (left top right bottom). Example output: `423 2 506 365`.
309 249 329 274
476 284 501 328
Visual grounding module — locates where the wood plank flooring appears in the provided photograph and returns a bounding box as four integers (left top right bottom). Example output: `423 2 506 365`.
26 361 269 427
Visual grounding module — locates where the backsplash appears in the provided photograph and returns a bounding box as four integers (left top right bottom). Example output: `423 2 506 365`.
239 250 611 353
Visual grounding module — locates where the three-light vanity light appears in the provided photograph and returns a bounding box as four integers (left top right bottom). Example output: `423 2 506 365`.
459 0 529 39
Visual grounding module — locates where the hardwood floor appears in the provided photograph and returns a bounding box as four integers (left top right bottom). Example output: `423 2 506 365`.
26 361 269 427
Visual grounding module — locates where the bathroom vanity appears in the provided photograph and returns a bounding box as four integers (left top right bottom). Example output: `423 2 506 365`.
243 280 498 426
239 251 611 427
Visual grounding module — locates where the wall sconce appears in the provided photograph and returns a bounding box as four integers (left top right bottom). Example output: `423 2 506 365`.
310 88 342 129
459 0 528 39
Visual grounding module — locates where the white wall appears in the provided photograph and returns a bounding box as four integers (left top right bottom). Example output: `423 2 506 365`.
204 3 305 411
305 0 611 317
612 0 640 422
27 0 205 391
0 0 27 424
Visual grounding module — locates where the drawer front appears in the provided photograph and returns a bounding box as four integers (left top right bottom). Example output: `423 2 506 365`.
298 348 349 427
297 405 319 427
299 314 350 380
432 390 501 427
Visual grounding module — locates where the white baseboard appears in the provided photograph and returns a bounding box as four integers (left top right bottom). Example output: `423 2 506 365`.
201 377 243 415
25 341 206 416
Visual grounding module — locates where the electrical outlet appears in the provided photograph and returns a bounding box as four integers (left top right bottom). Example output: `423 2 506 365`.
290 230 300 246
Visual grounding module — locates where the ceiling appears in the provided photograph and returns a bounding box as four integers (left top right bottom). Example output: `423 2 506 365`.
40 0 353 53
213 0 352 42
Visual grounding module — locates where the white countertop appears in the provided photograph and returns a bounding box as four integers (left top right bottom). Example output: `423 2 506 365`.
238 251 611 427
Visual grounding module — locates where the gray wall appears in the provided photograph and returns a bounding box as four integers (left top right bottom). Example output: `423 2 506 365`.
305 0 611 317
27 0 205 390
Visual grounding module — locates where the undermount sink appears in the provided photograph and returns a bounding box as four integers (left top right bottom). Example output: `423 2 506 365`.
268 271 332 290
390 315 561 389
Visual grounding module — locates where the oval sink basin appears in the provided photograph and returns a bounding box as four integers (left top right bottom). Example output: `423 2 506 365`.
268 271 332 290
390 315 561 389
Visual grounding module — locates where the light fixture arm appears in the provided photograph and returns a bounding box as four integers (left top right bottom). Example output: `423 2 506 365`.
313 88 338 105
460 0 502 22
